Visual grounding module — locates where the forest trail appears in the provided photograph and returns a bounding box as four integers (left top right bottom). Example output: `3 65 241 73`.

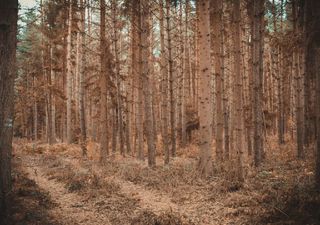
10 142 318 225
23 158 111 225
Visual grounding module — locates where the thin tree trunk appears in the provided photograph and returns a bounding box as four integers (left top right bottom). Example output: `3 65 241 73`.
99 0 109 162
66 0 73 144
79 0 87 156
166 0 176 157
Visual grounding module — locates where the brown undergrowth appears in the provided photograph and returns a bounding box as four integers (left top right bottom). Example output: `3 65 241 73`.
12 136 320 224
2 158 60 225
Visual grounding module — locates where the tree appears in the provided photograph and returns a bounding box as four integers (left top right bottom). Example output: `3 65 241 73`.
159 0 170 164
232 0 244 182
211 0 224 161
197 0 213 177
166 0 176 157
99 0 109 162
79 0 87 156
0 0 18 216
66 0 73 144
141 0 156 167
253 0 265 167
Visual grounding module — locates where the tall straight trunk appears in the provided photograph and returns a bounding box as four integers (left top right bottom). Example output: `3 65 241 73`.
136 0 144 161
0 0 17 216
50 46 56 143
278 46 285 144
304 0 320 186
233 0 244 182
212 0 224 161
181 0 190 147
166 0 176 157
66 0 73 144
159 0 169 164
33 76 38 141
198 0 213 177
141 0 156 167
99 0 109 161
79 0 87 156
112 0 124 156
253 0 265 167
131 0 138 156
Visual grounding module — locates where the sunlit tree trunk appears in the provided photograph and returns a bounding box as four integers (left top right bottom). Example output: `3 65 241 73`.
198 0 213 177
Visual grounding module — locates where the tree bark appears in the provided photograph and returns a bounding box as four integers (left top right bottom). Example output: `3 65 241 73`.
198 0 213 177
253 0 265 167
166 0 176 157
0 0 17 217
66 0 73 144
141 0 156 167
99 0 109 162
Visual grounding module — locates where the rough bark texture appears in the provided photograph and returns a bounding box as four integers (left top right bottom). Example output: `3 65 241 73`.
253 0 265 167
198 0 213 177
166 0 176 157
79 0 87 156
212 0 224 161
99 0 109 162
159 0 169 164
304 0 320 187
233 0 244 182
141 0 156 167
0 0 18 217
66 0 73 144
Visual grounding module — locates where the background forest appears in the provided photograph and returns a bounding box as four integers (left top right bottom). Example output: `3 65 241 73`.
1 0 320 224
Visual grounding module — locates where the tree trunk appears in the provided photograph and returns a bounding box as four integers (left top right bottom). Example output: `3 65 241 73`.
166 0 176 157
0 0 17 217
212 0 224 161
159 0 169 164
66 0 73 144
79 0 87 156
136 0 144 161
253 0 265 167
233 0 244 182
99 0 109 162
198 0 213 177
141 0 156 167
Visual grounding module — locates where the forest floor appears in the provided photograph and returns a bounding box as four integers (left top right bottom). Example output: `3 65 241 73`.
3 138 320 225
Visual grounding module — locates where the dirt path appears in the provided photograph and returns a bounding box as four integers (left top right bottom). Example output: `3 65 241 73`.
24 162 111 225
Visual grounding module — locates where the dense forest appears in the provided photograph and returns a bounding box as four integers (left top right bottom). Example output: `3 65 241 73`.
1 0 320 224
